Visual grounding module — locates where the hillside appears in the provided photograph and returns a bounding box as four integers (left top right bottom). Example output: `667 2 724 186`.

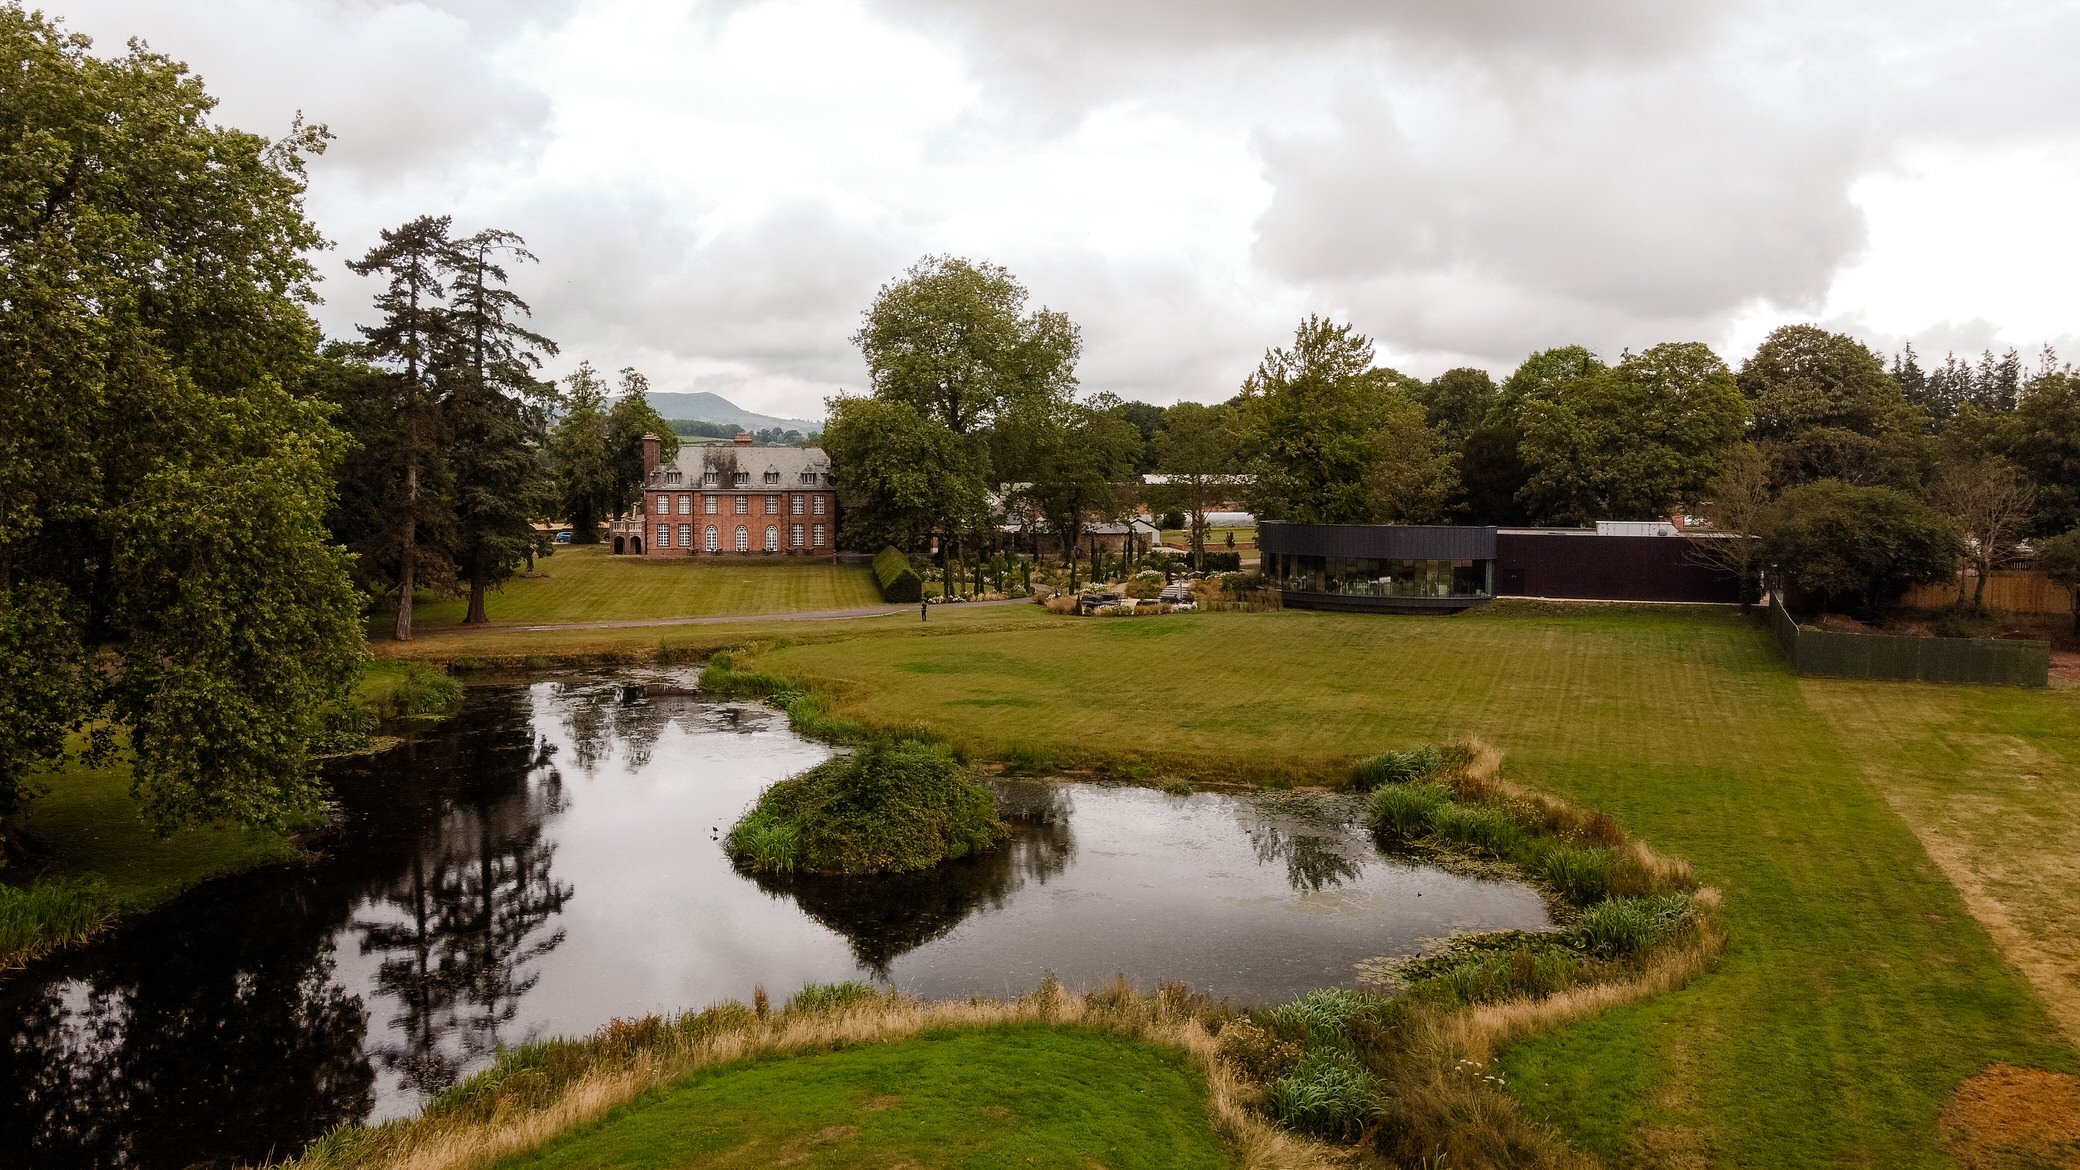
642 390 822 434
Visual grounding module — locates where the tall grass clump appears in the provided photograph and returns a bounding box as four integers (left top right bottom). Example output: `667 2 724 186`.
361 663 464 721
1349 745 1444 791
1571 892 1695 958
1540 845 1616 903
785 981 880 1014
1369 783 1452 835
1265 1048 1377 1141
1428 803 1523 856
0 878 117 970
725 739 1006 874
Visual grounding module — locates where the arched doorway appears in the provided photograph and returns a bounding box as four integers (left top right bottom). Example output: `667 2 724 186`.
613 536 624 554
735 526 750 552
631 536 643 554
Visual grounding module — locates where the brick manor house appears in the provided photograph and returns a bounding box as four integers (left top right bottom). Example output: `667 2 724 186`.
609 431 837 556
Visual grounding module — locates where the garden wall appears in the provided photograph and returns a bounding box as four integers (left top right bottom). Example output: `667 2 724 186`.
1768 595 2049 687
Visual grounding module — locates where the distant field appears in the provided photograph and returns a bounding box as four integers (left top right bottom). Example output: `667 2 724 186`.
392 545 883 633
726 603 2076 1167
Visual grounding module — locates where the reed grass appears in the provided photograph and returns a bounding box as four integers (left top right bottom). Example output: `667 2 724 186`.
0 877 118 970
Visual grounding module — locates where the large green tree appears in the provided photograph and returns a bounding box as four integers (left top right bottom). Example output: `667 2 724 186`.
1999 371 2080 537
1231 316 1415 525
1506 343 1750 525
999 394 1144 563
1414 367 1497 446
1739 325 1928 490
0 10 363 840
548 363 674 542
821 396 990 551
1151 401 1237 567
1766 480 1957 615
852 255 1078 436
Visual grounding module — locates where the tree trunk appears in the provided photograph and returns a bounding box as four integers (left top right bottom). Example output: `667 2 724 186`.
395 461 417 641
465 574 488 624
1972 555 1989 610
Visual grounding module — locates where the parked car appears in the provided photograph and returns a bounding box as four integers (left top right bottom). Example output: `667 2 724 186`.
1159 583 1196 609
1076 590 1124 614
554 530 572 544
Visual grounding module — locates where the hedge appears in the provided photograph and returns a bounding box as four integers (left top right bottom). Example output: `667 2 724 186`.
873 546 922 602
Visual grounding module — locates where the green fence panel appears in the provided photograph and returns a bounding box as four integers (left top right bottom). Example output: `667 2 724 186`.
1768 595 2048 687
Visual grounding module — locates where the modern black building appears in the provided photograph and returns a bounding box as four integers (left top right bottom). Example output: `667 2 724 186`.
1259 522 1498 613
1259 522 1744 612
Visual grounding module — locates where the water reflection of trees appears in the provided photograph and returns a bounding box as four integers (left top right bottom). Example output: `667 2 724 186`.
1244 820 1366 893
748 782 1075 977
0 900 373 1169
355 768 573 1097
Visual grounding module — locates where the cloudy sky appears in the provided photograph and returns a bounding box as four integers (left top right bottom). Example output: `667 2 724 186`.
53 0 2080 420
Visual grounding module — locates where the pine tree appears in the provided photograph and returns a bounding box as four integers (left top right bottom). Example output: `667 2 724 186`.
347 216 457 641
442 229 560 624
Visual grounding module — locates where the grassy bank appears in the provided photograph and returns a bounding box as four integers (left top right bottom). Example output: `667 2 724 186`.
282 981 1328 1170
381 544 881 635
498 1025 1230 1170
712 603 2076 1166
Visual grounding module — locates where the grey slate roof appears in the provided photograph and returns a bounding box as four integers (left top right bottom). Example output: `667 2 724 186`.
649 444 834 489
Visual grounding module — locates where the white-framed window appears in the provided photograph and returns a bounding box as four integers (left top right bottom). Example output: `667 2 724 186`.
764 470 780 484
678 523 691 546
678 495 691 514
702 471 719 486
812 495 826 515
791 523 804 547
665 471 681 485
734 495 749 514
704 525 719 552
764 525 778 551
799 471 816 485
656 494 669 514
733 471 750 487
812 523 826 547
705 496 718 514
791 494 804 515
766 494 779 512
656 523 670 547
735 526 750 552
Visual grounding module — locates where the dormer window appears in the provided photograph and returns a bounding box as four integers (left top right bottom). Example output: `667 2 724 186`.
702 471 719 487
665 471 682 485
763 470 780 485
798 471 817 485
733 472 750 487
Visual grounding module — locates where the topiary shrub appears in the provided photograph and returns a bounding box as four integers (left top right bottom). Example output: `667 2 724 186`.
725 739 1006 874
872 546 922 603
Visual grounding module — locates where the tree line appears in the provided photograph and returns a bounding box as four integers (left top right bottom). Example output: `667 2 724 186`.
831 258 2080 620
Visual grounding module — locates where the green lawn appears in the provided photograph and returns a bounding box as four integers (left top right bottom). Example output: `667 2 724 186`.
15 747 297 908
391 544 883 633
725 603 2076 1167
495 1026 1231 1170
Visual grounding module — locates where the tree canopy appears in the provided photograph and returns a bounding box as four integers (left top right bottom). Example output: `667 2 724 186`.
0 9 363 839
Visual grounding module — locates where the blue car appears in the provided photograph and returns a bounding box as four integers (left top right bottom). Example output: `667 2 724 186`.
554 531 571 544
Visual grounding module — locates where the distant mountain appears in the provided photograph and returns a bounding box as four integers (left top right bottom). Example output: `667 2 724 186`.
641 391 822 435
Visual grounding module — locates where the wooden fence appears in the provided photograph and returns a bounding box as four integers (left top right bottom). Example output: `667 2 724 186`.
1768 594 2049 687
1902 571 2076 614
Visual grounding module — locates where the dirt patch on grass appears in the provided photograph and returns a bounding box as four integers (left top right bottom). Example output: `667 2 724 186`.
1940 1064 2080 1169
2050 650 2080 690
860 1094 900 1111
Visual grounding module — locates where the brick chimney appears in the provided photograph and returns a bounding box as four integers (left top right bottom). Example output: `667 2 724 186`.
641 432 660 481
733 431 753 447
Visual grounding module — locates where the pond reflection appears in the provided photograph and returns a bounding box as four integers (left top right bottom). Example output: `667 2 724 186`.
0 674 1553 1169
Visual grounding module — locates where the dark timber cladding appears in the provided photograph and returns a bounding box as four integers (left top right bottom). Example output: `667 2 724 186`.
1494 531 1740 603
1258 522 1497 560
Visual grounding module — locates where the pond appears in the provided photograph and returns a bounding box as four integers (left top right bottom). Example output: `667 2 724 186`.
0 673 1553 1169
